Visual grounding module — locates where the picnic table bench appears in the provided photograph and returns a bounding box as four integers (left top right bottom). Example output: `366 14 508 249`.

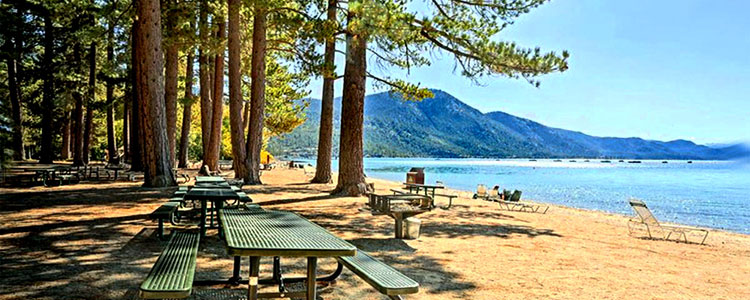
338 251 419 299
139 231 200 299
149 202 181 238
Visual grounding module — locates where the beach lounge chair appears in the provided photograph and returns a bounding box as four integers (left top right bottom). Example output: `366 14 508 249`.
472 184 490 200
497 190 549 214
627 199 709 245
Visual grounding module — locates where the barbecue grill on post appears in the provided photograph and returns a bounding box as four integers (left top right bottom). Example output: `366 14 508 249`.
406 167 425 184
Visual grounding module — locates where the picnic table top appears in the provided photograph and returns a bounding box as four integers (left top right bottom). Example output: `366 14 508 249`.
195 181 231 188
195 176 226 183
183 187 239 200
219 209 357 257
403 182 444 189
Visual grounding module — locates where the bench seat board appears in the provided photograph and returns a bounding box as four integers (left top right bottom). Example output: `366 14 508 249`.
139 232 200 299
338 251 419 296
150 202 180 218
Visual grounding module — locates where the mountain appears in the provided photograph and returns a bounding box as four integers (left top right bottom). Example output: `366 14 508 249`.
268 89 749 160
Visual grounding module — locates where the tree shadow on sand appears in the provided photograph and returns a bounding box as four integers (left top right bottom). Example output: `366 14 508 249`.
0 186 178 299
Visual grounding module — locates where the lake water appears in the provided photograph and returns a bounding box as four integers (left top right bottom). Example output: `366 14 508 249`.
300 157 750 234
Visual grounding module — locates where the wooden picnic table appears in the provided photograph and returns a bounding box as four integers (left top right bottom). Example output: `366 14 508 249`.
183 187 239 237
220 209 356 300
403 182 444 199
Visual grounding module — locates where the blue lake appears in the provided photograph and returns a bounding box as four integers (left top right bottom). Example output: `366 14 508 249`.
300 157 750 234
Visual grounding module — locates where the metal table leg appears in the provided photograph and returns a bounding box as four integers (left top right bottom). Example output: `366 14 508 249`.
394 212 404 239
229 256 242 284
306 257 318 300
200 199 208 238
248 256 260 300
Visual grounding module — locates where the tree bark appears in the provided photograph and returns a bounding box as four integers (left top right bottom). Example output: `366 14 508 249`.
332 30 368 196
130 17 143 171
72 43 85 166
178 50 194 168
106 25 117 164
83 42 96 164
39 13 54 164
61 112 71 160
122 94 130 162
205 20 225 172
243 6 266 185
134 0 176 187
198 0 212 173
6 50 24 161
164 1 179 164
165 45 178 164
311 0 338 183
228 0 248 178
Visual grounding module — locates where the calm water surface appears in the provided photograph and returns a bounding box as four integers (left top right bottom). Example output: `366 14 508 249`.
301 158 750 234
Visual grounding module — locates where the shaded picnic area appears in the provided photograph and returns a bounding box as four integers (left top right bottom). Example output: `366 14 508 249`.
2 167 750 300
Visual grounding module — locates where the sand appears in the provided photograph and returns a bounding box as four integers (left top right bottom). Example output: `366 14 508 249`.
1 167 749 300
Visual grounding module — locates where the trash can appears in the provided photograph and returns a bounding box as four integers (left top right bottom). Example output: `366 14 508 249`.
403 217 422 239
406 167 425 184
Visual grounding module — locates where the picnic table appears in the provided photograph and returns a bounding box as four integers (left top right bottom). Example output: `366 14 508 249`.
369 194 433 238
105 165 126 180
220 209 356 300
183 187 239 237
195 176 226 183
32 166 73 186
403 182 444 199
195 181 231 188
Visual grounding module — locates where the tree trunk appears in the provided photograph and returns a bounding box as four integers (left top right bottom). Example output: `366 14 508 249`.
198 0 212 174
83 42 96 164
39 13 54 164
106 25 117 164
242 101 250 131
311 0 338 183
122 95 130 161
72 43 85 166
164 2 179 165
243 6 266 185
206 20 225 172
6 53 24 161
165 44 178 164
228 0 247 178
332 30 368 196
178 50 194 168
61 112 71 160
134 0 176 187
130 18 143 171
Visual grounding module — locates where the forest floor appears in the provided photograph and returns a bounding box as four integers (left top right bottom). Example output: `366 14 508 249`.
1 166 749 299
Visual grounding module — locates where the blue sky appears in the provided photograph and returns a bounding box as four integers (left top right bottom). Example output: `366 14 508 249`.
309 0 750 145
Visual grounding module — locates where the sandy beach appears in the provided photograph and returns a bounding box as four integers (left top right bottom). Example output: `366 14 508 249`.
1 167 749 300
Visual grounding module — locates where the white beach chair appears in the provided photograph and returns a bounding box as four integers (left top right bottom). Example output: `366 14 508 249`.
496 190 549 214
473 184 490 200
627 199 709 245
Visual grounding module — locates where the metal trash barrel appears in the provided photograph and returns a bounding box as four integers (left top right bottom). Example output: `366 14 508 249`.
406 167 425 184
403 217 422 239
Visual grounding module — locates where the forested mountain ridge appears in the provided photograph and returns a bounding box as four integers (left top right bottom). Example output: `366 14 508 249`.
268 89 748 160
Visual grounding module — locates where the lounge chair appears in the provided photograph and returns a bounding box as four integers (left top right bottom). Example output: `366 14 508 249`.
496 190 549 214
472 184 490 200
627 199 708 245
